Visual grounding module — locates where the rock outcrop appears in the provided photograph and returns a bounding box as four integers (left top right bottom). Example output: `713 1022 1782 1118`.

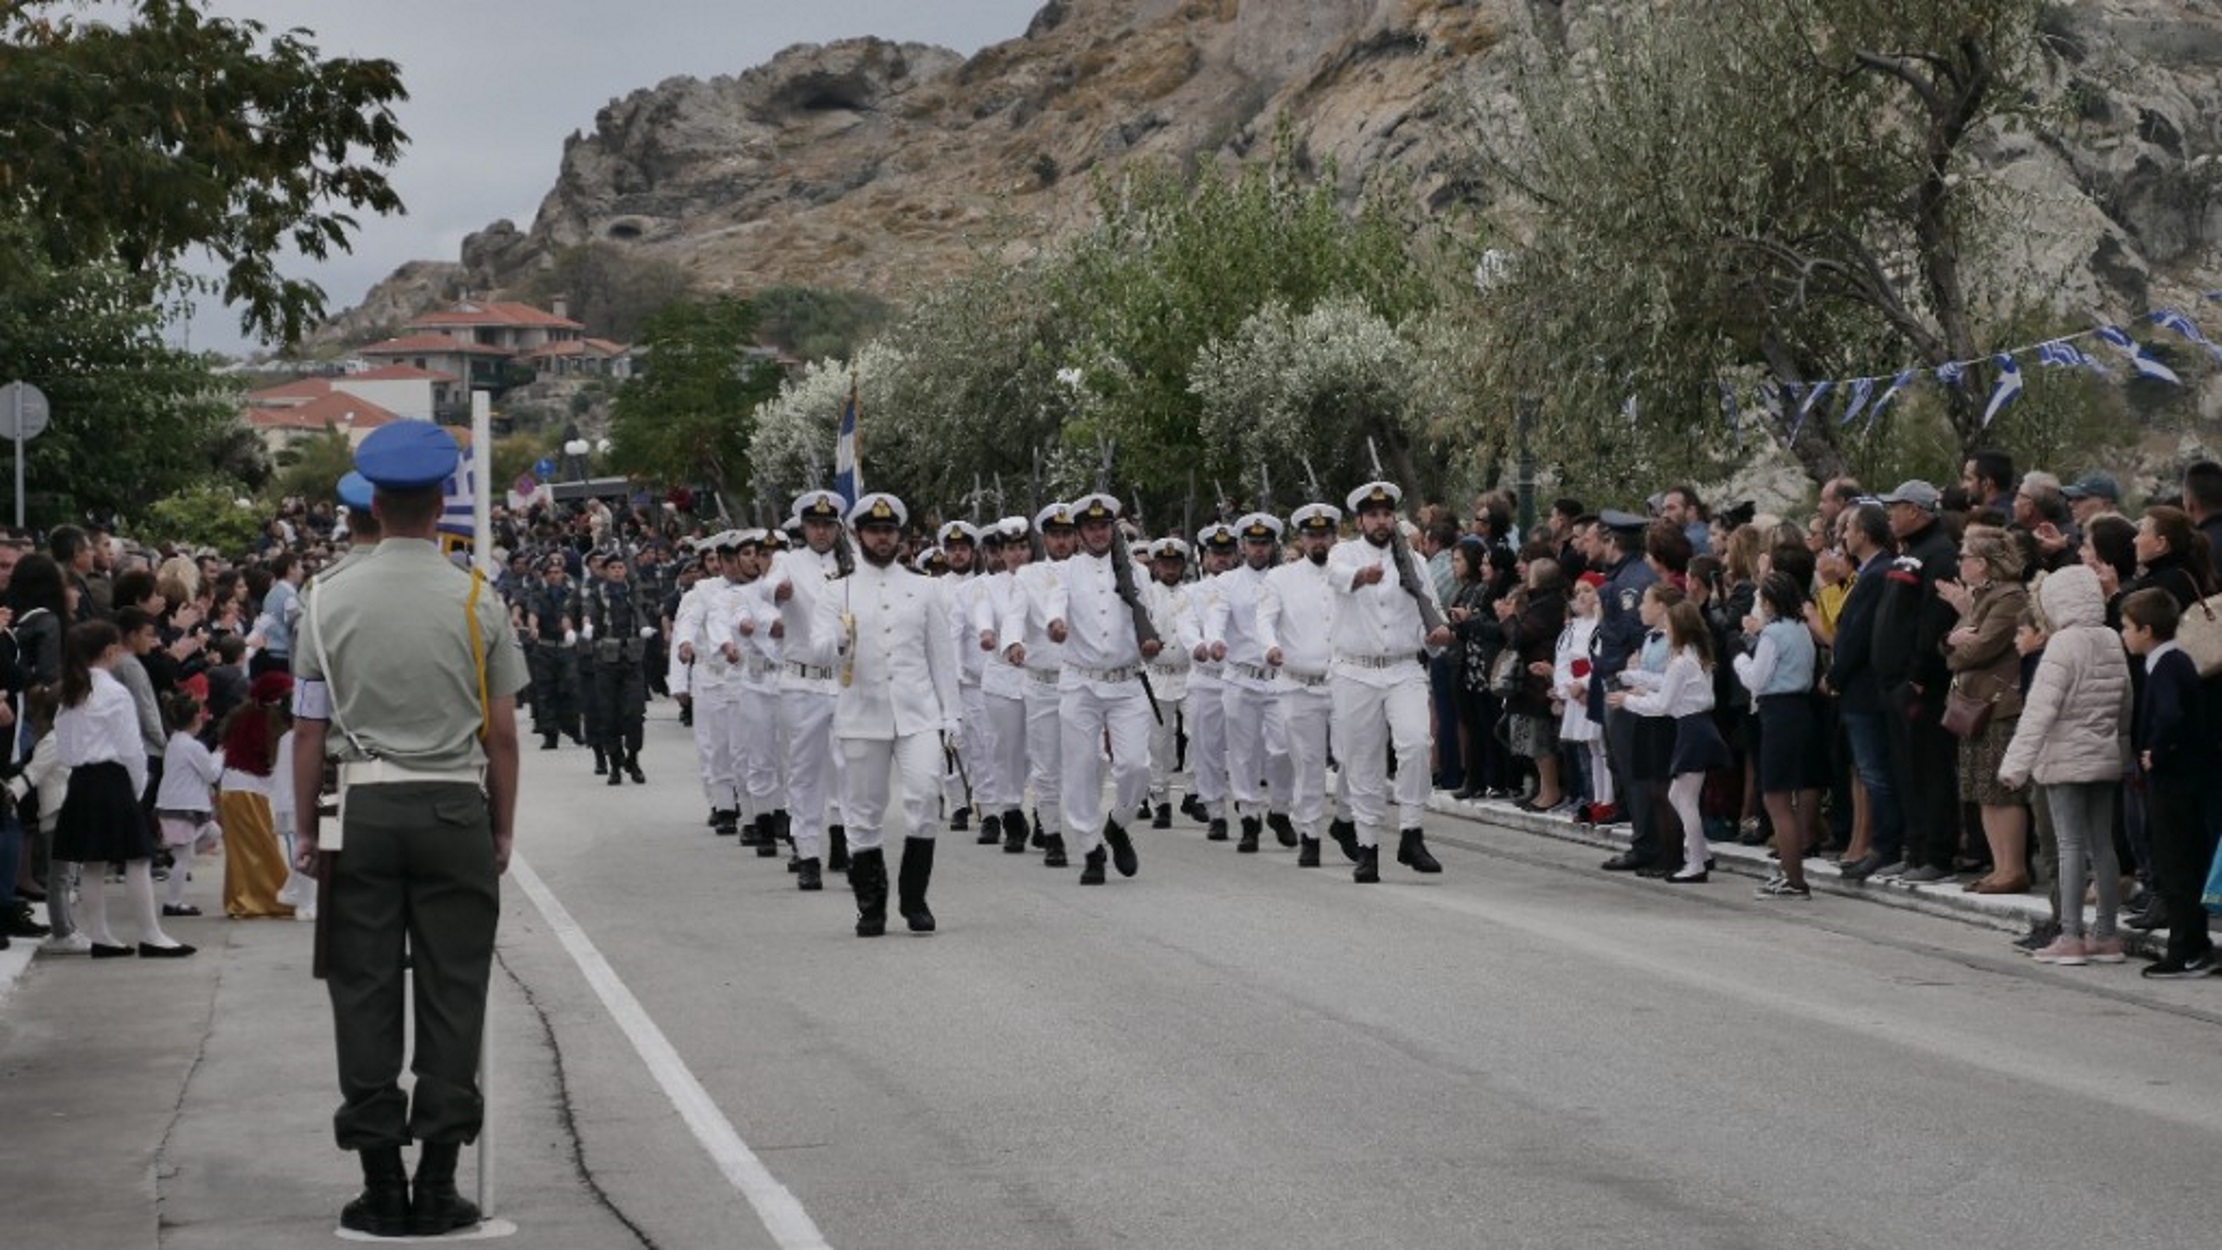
328 0 2221 341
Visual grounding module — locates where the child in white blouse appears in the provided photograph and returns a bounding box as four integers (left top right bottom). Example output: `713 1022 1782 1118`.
1609 600 1730 882
155 693 225 917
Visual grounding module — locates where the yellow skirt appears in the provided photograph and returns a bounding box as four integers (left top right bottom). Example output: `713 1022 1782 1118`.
218 790 295 919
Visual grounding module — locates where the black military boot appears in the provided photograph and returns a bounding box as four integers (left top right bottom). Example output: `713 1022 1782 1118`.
735 813 760 844
827 825 850 873
796 857 822 891
1237 815 1262 853
625 748 646 784
410 1140 482 1236
592 747 608 776
897 837 937 932
1206 817 1229 842
1151 802 1172 829
339 1146 411 1237
1353 844 1380 884
1078 845 1107 885
760 811 785 859
1030 810 1047 849
950 806 970 833
977 812 1002 846
850 848 888 937
714 810 739 838
1041 832 1068 868
1328 817 1360 862
1104 820 1139 877
606 759 623 786
1397 828 1443 874
1180 793 1208 823
540 731 559 750
1297 836 1322 867
1002 808 1028 854
1267 811 1298 848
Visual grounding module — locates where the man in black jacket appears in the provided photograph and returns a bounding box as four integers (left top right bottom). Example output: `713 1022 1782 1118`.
1828 503 1905 879
1868 481 1960 882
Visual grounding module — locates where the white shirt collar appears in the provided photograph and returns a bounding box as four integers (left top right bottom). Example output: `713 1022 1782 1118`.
2144 638 2181 675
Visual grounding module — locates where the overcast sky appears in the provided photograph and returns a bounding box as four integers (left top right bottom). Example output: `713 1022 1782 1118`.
182 0 1044 355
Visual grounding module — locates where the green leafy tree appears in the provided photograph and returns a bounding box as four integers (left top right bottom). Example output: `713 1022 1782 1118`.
0 0 408 344
1467 0 2053 488
269 427 356 509
608 296 783 510
750 285 892 363
139 480 266 556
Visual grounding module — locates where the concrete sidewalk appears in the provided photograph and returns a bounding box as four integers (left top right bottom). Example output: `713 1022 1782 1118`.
1423 791 2163 952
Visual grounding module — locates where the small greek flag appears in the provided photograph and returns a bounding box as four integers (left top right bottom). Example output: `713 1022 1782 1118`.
1935 360 1966 388
1837 377 1876 427
438 440 477 540
834 380 863 508
1871 369 1918 421
2096 325 2181 384
2151 309 2222 364
1980 354 2022 429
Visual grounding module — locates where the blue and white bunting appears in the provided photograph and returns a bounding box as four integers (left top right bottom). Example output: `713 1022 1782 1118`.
2096 325 2181 384
1935 360 1966 388
1870 369 1918 423
1837 377 1876 426
1980 354 2022 429
2151 309 2222 364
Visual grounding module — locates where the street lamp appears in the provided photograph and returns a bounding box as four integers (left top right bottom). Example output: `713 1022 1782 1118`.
563 437 590 482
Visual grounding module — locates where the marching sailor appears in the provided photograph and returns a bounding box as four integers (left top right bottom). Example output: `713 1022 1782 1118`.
1003 503 1076 866
674 533 744 833
1205 512 1295 853
770 491 852 888
728 530 790 859
936 520 989 838
1044 494 1151 885
1142 538 1193 828
974 519 1035 854
1259 503 1342 866
1180 523 1238 840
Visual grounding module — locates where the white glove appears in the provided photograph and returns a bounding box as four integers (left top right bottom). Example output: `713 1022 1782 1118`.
581 623 595 640
563 629 578 646
640 626 657 639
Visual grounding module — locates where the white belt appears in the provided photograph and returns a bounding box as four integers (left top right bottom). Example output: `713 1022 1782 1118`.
1336 652 1414 670
745 659 778 677
1069 664 1140 684
1230 662 1276 683
1025 667 1062 686
1148 662 1186 679
339 760 484 788
787 662 835 682
1282 669 1328 688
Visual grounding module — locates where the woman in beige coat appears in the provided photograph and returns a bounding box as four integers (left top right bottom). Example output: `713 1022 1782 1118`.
1997 565 2133 966
1939 526 2031 892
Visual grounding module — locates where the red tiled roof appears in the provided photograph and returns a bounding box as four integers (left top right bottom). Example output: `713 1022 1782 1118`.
241 392 403 432
408 301 585 331
358 333 512 357
349 363 458 382
244 377 333 404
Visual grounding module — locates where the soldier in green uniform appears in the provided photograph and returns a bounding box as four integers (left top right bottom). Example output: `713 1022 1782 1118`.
289 421 527 1238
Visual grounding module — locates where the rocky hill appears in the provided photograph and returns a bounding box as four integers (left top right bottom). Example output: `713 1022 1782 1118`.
326 0 2222 343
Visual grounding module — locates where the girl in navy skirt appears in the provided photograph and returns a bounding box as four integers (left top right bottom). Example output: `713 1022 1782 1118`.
1734 573 1821 898
1612 598 1729 882
54 620 193 958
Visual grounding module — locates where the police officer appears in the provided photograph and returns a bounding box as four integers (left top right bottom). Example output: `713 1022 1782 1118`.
522 555 583 751
581 550 652 784
1590 511 1662 872
290 421 528 1238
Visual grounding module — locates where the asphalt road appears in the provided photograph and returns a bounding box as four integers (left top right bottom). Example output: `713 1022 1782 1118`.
6 704 2221 1249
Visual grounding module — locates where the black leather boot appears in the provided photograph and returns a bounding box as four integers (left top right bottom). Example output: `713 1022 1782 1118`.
410 1140 482 1236
976 812 1000 845
735 813 759 844
1328 817 1359 862
1030 810 1046 849
1151 802 1172 829
1267 811 1297 847
592 747 607 776
850 848 888 937
1206 817 1229 842
1397 828 1443 874
1353 844 1380 884
1041 832 1068 868
714 810 739 838
1002 808 1028 853
606 761 623 786
540 731 559 750
1103 820 1138 877
827 825 850 873
1078 846 1107 885
1297 836 1321 867
950 806 970 832
898 837 937 932
625 749 646 784
1237 815 1261 853
760 810 784 859
796 857 822 891
1180 793 1207 822
340 1146 412 1237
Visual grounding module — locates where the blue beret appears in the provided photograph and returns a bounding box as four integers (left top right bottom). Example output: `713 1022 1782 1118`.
354 421 460 491
337 471 374 511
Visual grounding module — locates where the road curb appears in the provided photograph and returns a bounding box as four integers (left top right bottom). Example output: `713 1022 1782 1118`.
1426 793 2162 954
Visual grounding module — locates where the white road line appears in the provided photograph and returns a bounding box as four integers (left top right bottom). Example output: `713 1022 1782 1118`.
509 854 832 1250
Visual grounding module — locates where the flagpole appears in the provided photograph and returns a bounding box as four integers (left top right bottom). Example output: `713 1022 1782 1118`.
468 389 498 1220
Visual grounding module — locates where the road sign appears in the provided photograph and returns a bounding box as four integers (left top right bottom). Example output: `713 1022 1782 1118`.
533 456 557 479
0 381 50 441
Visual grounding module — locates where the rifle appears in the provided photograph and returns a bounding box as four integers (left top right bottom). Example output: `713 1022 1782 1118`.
1256 463 1281 567
1099 440 1164 724
1365 437 1446 634
1300 455 1325 508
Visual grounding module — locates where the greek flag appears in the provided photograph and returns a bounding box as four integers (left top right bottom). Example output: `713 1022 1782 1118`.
1935 360 1966 388
1871 368 1918 420
1791 380 1830 442
2150 309 2222 363
1837 377 1876 426
1980 354 2022 429
834 381 863 508
2096 325 2181 384
438 439 477 540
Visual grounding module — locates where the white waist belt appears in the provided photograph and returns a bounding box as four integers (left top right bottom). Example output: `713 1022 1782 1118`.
1025 667 1062 686
787 662 835 681
1230 662 1276 683
1282 669 1329 687
1148 662 1186 678
1069 664 1140 684
1336 652 1414 670
339 760 484 788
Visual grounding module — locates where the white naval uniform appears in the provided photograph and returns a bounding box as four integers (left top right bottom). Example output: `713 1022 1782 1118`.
1204 561 1291 825
1142 579 1192 808
1005 559 1067 838
1178 579 1228 820
1047 549 1154 857
973 570 1029 817
773 544 847 862
670 576 731 811
1258 555 1336 840
806 557 961 852
940 571 990 821
1327 536 1445 845
730 576 787 823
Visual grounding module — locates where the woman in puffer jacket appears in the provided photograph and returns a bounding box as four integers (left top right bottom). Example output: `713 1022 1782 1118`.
1997 564 2134 966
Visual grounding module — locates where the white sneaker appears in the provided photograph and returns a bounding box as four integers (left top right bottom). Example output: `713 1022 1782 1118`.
39 931 93 956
